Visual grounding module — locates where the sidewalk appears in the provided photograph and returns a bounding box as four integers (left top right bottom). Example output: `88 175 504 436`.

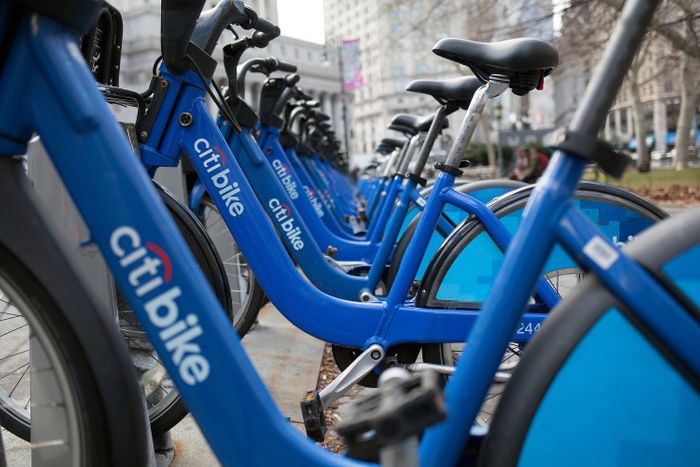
170 303 326 466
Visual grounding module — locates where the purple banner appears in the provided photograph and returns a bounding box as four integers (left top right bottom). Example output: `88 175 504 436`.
341 39 364 91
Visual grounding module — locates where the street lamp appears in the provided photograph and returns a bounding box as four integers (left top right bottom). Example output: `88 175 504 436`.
494 102 504 177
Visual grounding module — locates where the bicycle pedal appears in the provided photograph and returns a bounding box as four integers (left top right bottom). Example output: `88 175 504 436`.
300 389 326 442
337 370 446 461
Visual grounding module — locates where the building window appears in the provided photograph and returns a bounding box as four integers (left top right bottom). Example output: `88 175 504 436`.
620 109 628 134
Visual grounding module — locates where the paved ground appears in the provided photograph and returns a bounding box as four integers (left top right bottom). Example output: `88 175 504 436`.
169 302 325 466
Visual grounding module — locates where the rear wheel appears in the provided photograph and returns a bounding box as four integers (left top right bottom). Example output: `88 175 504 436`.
421 183 666 427
0 246 113 465
480 207 700 466
196 195 264 337
118 186 235 436
0 185 237 439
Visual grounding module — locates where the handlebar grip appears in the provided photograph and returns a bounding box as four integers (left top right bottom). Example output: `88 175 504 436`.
276 60 297 73
161 0 207 74
241 6 281 37
263 57 297 74
251 15 280 38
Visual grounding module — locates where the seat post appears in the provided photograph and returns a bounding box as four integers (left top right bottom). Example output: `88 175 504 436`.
396 135 422 176
410 105 449 177
387 137 412 176
443 75 509 169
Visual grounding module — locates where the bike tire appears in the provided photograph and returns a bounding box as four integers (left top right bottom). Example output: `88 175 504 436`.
419 183 666 426
479 207 700 466
387 179 527 288
196 194 265 338
0 158 149 465
0 245 115 465
117 184 235 436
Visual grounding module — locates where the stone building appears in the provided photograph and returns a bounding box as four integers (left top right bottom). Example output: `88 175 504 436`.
323 0 472 156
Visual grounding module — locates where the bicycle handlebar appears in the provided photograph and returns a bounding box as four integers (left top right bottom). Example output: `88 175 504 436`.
236 57 299 99
274 59 297 73
240 6 281 38
271 75 300 115
191 1 280 55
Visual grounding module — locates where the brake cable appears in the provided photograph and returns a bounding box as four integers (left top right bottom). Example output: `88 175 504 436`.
186 54 241 132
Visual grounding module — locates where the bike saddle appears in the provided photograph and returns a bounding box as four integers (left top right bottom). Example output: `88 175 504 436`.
389 113 448 136
433 37 558 95
406 76 482 109
376 138 405 155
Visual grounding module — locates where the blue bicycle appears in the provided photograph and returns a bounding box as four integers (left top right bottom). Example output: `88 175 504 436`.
0 0 668 444
0 0 697 465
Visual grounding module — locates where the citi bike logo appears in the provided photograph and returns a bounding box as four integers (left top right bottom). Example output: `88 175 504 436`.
194 138 244 217
268 198 304 251
303 185 325 218
271 159 299 200
612 235 635 247
110 226 210 385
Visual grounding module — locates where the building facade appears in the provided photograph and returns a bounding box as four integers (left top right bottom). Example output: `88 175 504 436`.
324 0 469 157
110 0 348 151
605 37 690 154
323 0 557 161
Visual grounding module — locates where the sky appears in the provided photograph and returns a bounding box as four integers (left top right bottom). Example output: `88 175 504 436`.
277 0 326 44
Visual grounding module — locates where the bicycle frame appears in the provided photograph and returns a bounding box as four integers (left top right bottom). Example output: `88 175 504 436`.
152 68 551 347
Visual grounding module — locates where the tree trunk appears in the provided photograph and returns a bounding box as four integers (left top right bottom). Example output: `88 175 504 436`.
629 77 650 172
674 54 700 170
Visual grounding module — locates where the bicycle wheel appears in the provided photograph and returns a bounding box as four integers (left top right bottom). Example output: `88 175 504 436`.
0 245 114 465
480 207 700 465
420 182 667 427
387 179 526 289
117 185 234 436
196 194 265 337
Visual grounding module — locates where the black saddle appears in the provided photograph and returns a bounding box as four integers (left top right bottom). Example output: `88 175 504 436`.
389 113 449 136
377 138 406 154
433 38 558 95
406 76 482 109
